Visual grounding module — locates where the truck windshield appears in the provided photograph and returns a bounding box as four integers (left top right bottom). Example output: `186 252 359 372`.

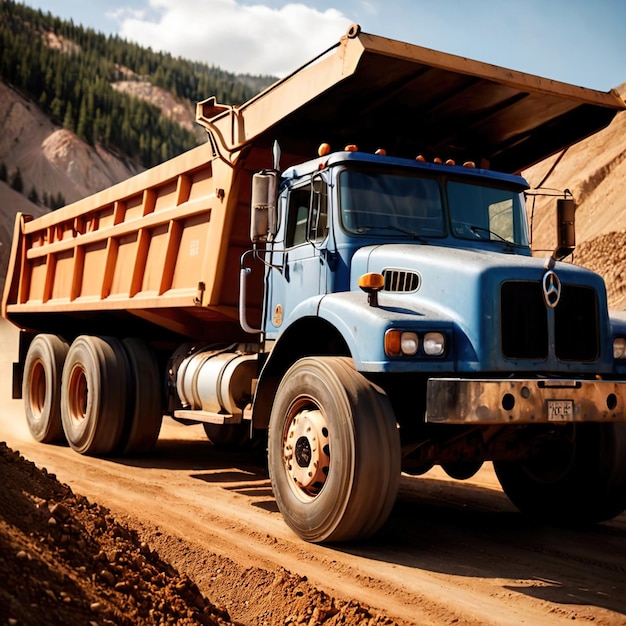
447 180 529 247
338 169 529 247
339 170 445 238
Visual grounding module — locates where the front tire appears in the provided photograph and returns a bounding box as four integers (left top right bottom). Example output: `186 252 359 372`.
60 336 128 456
202 422 251 450
268 357 400 543
23 334 69 443
494 423 626 524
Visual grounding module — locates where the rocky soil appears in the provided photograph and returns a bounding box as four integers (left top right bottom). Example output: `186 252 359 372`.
0 441 396 626
0 441 232 626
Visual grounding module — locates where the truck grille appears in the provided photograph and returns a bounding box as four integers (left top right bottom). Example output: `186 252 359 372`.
500 281 599 361
382 269 420 292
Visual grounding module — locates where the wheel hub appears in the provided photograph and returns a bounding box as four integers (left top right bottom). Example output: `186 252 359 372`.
295 436 312 467
283 408 330 495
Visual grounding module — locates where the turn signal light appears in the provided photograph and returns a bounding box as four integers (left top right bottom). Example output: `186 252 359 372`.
358 273 384 291
385 330 419 357
358 273 384 307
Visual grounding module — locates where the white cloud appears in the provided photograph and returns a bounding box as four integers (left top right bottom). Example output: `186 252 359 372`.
116 0 353 76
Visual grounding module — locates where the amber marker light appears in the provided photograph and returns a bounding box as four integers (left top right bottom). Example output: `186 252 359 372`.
345 144 359 152
384 330 419 357
375 148 387 155
318 143 331 156
358 272 384 307
385 330 402 356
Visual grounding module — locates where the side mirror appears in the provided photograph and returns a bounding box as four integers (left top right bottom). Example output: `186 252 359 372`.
555 197 575 259
250 170 278 243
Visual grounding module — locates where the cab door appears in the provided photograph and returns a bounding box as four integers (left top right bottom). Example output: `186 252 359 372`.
265 181 329 334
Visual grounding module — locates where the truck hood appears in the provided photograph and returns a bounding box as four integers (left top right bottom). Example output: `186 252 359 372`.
350 243 612 372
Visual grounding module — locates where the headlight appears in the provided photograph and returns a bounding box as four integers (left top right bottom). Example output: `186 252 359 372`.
614 337 626 359
385 330 418 356
423 332 445 356
400 332 419 355
384 330 445 357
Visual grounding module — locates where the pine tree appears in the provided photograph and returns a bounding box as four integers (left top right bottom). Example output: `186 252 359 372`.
63 101 74 131
0 0 274 168
11 167 23 193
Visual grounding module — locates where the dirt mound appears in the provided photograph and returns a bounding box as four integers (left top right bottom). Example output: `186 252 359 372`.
574 230 626 310
0 441 231 625
0 441 396 626
523 83 626 255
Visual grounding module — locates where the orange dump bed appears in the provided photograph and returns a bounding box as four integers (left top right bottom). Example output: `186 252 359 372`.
2 143 266 339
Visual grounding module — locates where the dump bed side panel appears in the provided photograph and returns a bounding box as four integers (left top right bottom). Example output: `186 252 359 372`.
2 142 266 340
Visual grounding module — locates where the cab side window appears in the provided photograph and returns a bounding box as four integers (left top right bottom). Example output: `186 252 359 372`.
285 185 328 247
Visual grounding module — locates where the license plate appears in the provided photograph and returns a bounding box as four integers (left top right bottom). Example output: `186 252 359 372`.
547 400 573 421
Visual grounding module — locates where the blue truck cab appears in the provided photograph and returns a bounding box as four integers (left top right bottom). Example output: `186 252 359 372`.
248 146 626 542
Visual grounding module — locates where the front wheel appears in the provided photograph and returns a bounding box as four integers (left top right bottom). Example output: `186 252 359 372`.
203 422 251 450
268 357 400 543
494 423 626 524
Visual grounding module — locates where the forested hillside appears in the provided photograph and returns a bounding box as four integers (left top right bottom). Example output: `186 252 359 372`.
0 0 274 169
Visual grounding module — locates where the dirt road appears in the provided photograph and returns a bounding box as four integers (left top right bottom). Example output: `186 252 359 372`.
1 319 625 626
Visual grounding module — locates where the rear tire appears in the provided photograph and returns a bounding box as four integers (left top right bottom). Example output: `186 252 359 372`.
494 423 626 524
61 336 128 456
268 357 400 542
23 334 69 443
120 338 162 454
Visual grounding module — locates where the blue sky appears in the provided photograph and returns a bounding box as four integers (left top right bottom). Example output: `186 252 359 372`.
28 0 625 90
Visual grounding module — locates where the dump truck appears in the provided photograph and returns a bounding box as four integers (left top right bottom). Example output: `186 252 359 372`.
4 25 626 542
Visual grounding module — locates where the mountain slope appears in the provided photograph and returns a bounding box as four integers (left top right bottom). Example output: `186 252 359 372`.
0 78 145 292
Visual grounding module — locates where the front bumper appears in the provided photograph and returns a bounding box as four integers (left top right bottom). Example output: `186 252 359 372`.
426 378 626 424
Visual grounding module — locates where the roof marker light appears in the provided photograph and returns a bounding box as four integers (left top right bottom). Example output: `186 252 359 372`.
463 161 476 168
416 155 426 162
375 148 387 155
345 144 358 152
318 143 331 156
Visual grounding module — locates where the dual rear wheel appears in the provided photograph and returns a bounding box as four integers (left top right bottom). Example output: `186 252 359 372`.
22 334 162 456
